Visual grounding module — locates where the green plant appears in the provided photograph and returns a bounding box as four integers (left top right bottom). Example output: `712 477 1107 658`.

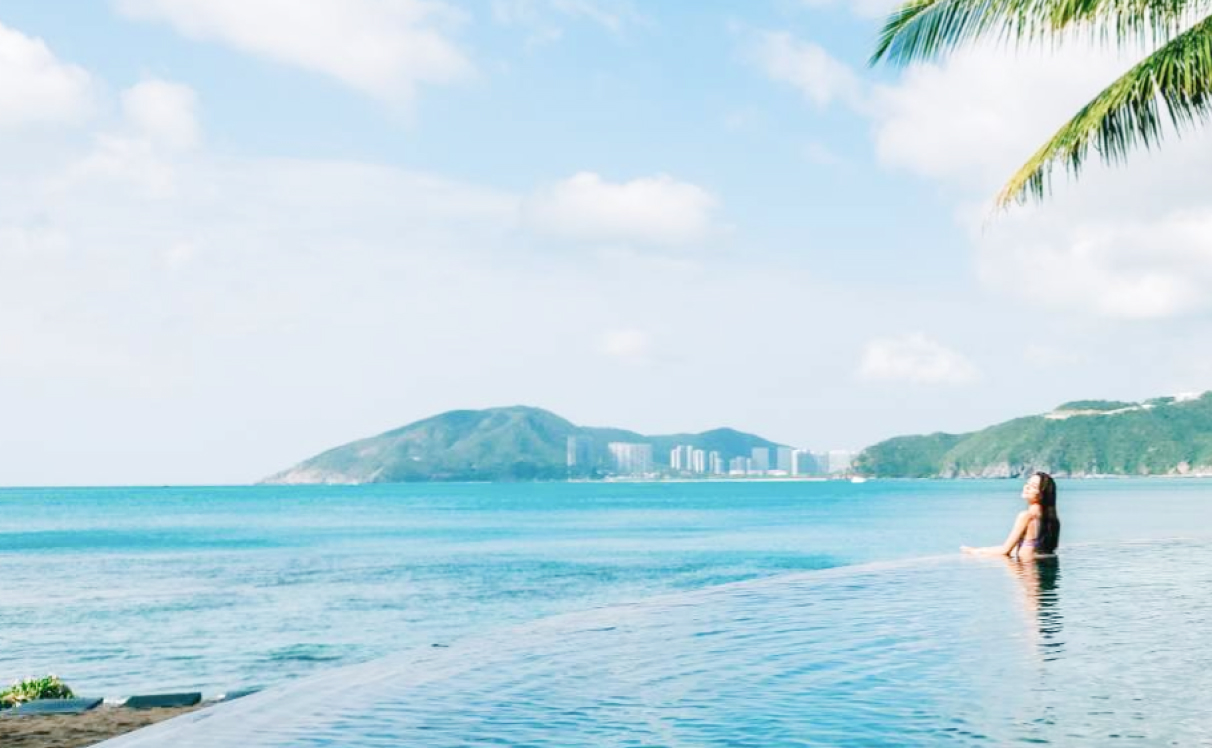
871 0 1212 208
0 675 75 708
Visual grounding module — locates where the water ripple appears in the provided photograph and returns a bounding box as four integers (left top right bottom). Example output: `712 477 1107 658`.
98 540 1212 747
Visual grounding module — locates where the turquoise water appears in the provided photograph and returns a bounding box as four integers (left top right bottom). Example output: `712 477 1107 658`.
3 479 1211 701
96 540 1212 746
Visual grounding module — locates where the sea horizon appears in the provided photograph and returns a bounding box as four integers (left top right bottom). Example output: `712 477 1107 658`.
6 478 1211 695
13 472 1212 490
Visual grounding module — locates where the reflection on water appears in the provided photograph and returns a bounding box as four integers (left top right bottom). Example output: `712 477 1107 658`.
1007 556 1064 660
7 480 1212 696
97 541 1212 747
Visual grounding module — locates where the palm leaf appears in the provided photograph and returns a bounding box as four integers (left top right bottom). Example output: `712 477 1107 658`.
871 0 1205 67
997 13 1212 206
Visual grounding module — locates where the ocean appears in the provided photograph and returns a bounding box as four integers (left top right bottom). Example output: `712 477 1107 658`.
3 478 1211 699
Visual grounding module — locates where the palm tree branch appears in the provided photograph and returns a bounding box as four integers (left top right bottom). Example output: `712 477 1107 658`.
997 13 1212 206
871 0 1205 67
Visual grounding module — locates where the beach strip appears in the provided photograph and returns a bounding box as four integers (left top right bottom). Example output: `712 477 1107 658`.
0 704 203 748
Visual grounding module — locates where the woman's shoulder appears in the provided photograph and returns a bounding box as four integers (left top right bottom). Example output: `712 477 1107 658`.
1024 504 1043 518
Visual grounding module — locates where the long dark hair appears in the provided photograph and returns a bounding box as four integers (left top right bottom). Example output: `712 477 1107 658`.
1034 471 1060 553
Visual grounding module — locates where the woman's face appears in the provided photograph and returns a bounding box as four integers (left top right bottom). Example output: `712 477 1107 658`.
1022 475 1042 504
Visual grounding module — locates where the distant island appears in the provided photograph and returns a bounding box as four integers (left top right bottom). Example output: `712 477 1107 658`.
855 391 1212 478
263 406 853 484
265 391 1212 484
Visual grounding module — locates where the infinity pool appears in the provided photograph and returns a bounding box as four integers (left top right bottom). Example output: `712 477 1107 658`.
98 539 1212 746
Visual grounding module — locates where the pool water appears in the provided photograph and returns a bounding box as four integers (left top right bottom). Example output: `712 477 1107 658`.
98 539 1212 747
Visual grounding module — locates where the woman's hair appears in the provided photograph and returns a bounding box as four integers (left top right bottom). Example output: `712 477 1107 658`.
1034 471 1060 553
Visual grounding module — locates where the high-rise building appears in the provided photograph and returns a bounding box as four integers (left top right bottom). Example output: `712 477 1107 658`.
812 451 830 474
751 447 770 473
729 456 748 475
609 442 653 476
775 446 793 473
792 449 819 476
670 445 695 473
691 449 707 474
709 451 724 475
566 436 594 471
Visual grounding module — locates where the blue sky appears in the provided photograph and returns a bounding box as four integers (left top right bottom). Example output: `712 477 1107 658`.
2 0 1210 485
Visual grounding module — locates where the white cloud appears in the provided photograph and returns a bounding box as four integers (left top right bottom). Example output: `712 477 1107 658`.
492 0 565 46
492 0 646 44
868 40 1212 321
870 45 1131 189
548 0 641 32
113 0 473 104
748 31 861 109
121 79 200 149
0 139 538 483
859 333 979 384
976 190 1212 320
56 81 203 199
0 151 523 388
0 20 93 128
799 0 898 19
599 329 651 360
522 171 718 246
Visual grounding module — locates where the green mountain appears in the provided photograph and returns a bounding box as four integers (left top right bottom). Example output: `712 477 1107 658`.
264 406 783 484
854 392 1212 478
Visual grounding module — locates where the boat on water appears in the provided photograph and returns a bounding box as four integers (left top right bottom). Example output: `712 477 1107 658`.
850 476 867 484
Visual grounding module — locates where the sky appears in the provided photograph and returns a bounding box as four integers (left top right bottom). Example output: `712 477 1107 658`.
2 0 1211 486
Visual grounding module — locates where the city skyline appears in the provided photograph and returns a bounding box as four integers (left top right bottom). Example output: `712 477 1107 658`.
579 437 857 479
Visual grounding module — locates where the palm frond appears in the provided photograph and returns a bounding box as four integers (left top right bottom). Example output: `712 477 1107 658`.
997 13 1212 206
871 0 1205 67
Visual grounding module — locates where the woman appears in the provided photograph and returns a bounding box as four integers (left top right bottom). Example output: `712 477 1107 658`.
962 472 1060 559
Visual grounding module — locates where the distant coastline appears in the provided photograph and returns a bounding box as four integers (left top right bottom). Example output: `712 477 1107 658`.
260 391 1212 486
262 406 856 486
856 391 1212 479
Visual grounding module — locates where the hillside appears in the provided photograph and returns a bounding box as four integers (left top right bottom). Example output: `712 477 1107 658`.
264 406 783 484
854 392 1212 478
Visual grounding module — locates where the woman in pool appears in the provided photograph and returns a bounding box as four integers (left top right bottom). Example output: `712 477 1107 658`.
962 472 1060 558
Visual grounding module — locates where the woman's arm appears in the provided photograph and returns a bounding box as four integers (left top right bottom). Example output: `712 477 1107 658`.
961 510 1030 556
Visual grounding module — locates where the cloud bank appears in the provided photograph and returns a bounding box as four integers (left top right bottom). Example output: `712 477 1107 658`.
114 0 473 104
859 333 979 384
522 171 719 246
0 21 94 128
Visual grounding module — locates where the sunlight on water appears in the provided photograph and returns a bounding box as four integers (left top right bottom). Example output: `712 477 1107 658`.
3 480 1212 697
97 540 1212 747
